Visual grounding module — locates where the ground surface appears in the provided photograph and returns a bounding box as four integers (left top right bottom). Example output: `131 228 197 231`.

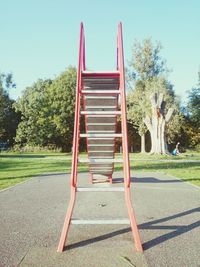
1 152 200 190
0 171 199 267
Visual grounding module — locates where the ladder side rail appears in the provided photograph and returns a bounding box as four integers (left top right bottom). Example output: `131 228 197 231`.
83 34 86 71
72 22 85 186
117 22 131 188
57 23 85 252
116 34 119 71
83 78 91 181
117 22 143 252
111 96 119 183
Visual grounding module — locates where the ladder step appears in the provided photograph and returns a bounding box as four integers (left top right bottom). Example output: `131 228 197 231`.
93 174 110 178
90 173 113 175
82 71 120 76
79 158 123 163
84 115 116 118
92 179 110 183
87 123 116 126
90 169 113 171
85 96 116 99
91 174 112 176
87 138 115 141
76 187 124 192
87 130 115 133
71 219 130 225
80 133 122 138
82 90 120 94
83 79 118 84
89 150 114 153
81 111 121 115
90 168 113 171
85 106 117 109
90 156 114 159
88 144 114 147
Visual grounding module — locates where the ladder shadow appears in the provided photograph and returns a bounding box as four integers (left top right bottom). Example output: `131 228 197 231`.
140 206 200 250
113 177 183 183
65 207 200 251
65 227 130 251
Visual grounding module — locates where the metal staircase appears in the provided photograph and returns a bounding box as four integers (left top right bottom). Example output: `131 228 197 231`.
57 22 143 252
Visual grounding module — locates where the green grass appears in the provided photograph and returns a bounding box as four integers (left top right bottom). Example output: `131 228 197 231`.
0 151 199 190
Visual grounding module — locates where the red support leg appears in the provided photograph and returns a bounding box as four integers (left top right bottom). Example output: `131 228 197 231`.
118 22 143 252
57 187 76 252
57 23 85 252
125 188 143 252
89 173 93 183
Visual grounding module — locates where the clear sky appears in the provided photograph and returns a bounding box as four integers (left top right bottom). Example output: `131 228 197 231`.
1 0 200 103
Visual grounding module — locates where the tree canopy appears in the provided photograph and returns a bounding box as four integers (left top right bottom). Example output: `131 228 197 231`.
0 73 20 146
127 39 181 154
187 71 200 128
14 66 76 151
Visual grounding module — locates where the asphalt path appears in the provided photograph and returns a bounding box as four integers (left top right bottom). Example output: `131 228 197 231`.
0 171 199 267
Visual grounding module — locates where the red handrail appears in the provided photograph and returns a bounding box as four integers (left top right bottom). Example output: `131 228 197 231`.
71 22 86 187
117 22 131 188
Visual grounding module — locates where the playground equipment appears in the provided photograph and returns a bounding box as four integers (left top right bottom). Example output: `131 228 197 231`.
57 22 143 252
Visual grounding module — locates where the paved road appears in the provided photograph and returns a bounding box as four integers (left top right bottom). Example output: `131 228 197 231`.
0 172 199 267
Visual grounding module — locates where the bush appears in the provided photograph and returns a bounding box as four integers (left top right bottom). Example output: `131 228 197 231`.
12 145 62 153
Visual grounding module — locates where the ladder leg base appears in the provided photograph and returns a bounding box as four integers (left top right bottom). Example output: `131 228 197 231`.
125 188 143 252
57 187 76 252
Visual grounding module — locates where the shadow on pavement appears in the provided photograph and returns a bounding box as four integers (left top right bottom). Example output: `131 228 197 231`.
65 228 131 251
64 207 200 251
113 177 183 183
141 206 200 250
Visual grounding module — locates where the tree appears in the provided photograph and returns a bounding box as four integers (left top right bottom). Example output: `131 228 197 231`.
14 79 53 146
179 70 200 150
127 82 148 153
46 66 76 150
0 73 20 146
15 66 76 151
143 77 176 154
128 39 180 154
187 71 200 128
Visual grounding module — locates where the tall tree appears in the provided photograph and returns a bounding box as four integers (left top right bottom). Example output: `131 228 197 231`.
143 77 176 154
14 79 53 146
187 71 200 128
15 66 76 151
127 81 148 153
0 73 20 146
180 70 200 149
128 39 180 154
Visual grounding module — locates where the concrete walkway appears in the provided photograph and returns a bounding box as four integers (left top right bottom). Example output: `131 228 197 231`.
0 172 199 267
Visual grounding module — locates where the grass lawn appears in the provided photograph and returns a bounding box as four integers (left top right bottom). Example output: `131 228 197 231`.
0 151 199 190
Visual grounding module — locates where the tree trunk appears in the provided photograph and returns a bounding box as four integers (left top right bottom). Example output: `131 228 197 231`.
144 93 174 154
150 115 166 154
140 134 146 153
160 119 166 154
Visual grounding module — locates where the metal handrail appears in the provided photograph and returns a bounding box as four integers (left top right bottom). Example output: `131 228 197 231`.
117 22 131 188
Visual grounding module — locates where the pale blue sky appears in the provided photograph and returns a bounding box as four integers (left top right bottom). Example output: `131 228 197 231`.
1 0 200 103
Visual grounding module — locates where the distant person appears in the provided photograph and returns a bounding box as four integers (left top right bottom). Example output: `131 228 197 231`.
172 142 180 156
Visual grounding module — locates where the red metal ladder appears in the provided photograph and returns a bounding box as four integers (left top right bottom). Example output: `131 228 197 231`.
57 22 143 252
